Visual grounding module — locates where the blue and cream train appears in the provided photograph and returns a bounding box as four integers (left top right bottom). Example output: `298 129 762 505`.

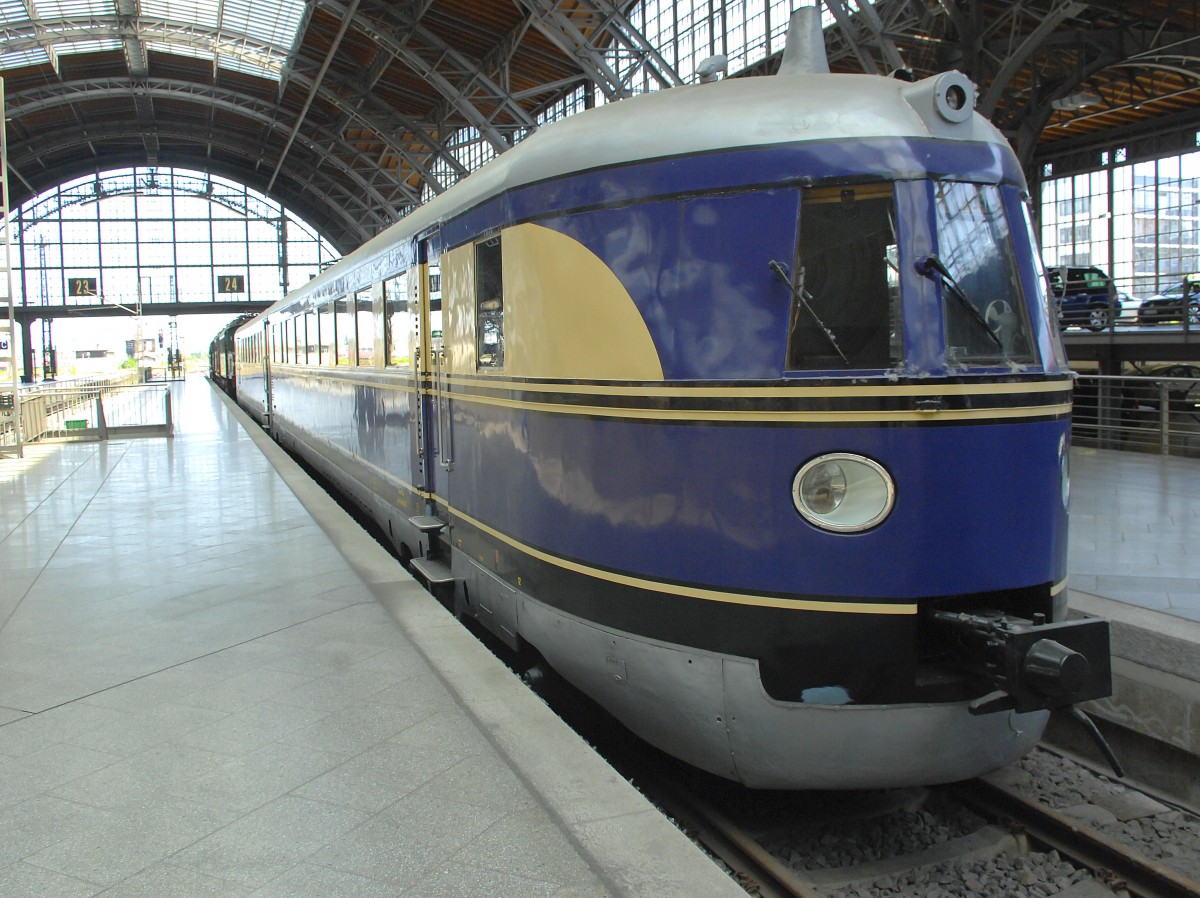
216 13 1111 789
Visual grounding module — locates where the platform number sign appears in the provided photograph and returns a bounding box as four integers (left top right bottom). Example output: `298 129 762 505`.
68 277 98 297
218 275 246 294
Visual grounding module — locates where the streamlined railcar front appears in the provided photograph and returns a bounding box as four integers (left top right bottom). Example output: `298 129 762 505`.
441 71 1109 789
222 10 1113 789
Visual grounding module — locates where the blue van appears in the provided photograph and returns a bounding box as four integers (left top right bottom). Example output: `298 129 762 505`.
1048 265 1121 331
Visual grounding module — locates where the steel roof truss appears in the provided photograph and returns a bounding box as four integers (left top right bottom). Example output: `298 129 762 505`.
513 0 683 100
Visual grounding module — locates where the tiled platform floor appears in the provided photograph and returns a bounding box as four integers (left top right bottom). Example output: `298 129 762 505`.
0 379 742 898
1069 446 1200 622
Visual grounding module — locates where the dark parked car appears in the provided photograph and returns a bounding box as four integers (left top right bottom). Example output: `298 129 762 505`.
1136 276 1200 326
1047 265 1120 331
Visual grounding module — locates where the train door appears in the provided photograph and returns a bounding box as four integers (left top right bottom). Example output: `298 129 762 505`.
415 233 448 510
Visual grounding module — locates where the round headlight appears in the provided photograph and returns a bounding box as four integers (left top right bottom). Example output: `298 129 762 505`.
792 453 894 532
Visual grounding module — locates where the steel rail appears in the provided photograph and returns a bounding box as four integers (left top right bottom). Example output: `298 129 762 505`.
645 775 825 898
952 779 1200 898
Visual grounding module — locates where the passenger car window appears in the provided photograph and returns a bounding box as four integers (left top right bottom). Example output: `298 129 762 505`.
385 272 412 368
787 184 901 370
355 288 374 366
475 235 504 369
335 297 354 366
318 304 334 365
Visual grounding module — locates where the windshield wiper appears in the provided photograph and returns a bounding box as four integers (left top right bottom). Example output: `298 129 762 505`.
916 253 1003 350
769 260 849 365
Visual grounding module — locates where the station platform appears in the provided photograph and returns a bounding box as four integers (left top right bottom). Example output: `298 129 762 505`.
0 378 744 898
1060 447 1200 807
1069 445 1200 622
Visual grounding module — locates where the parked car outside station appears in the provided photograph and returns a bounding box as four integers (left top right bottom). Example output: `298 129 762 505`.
1136 275 1200 326
1117 290 1143 322
1047 265 1121 331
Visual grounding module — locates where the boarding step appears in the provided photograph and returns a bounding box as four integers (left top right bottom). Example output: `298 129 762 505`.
409 514 447 534
411 556 455 586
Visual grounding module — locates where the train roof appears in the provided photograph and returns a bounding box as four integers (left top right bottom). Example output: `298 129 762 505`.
240 68 1012 336
452 71 1012 220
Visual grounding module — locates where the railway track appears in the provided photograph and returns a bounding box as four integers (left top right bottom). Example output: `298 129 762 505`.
636 754 1200 898
952 778 1200 898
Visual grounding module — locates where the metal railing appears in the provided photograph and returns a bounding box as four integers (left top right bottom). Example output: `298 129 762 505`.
0 374 172 445
1072 373 1200 457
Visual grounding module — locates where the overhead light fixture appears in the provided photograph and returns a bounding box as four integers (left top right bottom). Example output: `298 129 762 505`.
1051 92 1103 111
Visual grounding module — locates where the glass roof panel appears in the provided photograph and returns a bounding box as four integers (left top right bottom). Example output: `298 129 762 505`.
218 53 284 81
40 0 115 16
0 0 30 26
0 48 50 68
145 40 210 62
0 0 305 79
222 0 305 52
55 39 122 57
141 0 220 31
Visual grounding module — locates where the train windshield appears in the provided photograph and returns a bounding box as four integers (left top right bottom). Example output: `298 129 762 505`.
786 184 902 371
929 182 1035 367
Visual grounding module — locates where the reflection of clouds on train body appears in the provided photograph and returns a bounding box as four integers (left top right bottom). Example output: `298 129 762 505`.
599 201 779 379
603 214 657 316
532 451 680 530
671 257 774 378
524 424 773 552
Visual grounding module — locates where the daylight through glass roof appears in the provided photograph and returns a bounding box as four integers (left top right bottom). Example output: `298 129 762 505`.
0 0 306 79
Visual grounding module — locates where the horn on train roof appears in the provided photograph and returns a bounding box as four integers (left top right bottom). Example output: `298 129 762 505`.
777 6 830 76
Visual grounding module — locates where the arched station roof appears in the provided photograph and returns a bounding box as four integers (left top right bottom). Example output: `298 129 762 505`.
0 0 1197 253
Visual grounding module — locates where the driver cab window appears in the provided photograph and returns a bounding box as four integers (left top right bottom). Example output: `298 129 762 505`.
931 182 1035 366
786 184 902 371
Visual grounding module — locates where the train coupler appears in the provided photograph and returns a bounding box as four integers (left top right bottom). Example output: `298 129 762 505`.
931 610 1113 715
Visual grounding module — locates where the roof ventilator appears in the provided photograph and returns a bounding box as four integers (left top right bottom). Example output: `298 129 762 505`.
777 7 830 76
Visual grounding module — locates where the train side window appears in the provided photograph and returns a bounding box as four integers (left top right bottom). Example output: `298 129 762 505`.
385 272 412 368
475 235 504 369
318 303 334 365
335 297 354 365
355 288 374 366
787 184 901 371
302 312 314 364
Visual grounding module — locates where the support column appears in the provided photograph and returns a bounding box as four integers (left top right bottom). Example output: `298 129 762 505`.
20 316 34 384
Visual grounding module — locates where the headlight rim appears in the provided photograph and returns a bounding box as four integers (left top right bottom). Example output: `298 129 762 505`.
791 452 896 533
